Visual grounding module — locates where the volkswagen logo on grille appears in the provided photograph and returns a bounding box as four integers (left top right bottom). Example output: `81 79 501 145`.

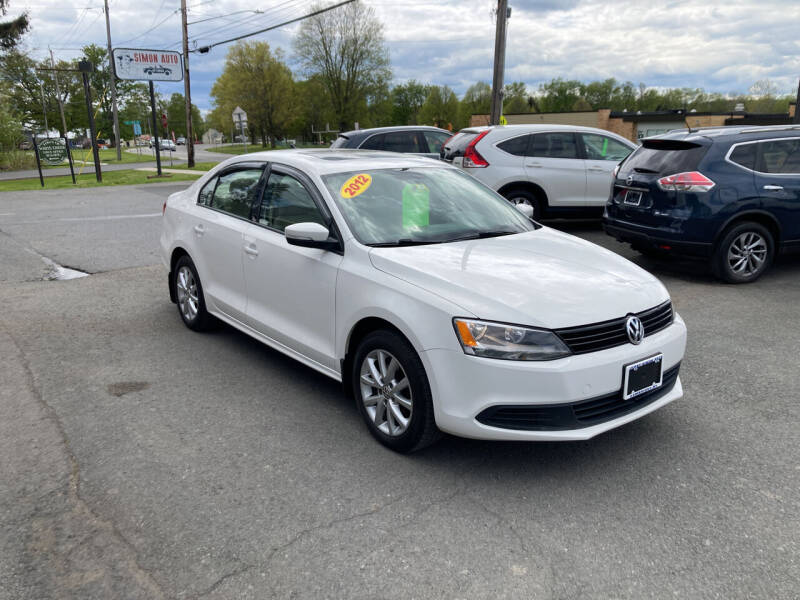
626 175 634 186
626 315 644 345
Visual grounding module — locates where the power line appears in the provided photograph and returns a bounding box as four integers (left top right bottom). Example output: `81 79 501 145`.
116 8 179 45
196 0 344 53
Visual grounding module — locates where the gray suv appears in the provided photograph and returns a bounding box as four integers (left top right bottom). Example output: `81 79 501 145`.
330 126 452 159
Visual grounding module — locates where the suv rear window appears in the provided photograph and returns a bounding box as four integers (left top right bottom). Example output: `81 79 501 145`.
441 131 478 159
621 139 709 175
330 136 348 149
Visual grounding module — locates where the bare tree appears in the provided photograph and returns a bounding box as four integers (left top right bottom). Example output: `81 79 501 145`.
293 0 391 131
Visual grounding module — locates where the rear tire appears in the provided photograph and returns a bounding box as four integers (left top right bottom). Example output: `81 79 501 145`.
503 189 542 220
352 330 441 453
712 222 774 284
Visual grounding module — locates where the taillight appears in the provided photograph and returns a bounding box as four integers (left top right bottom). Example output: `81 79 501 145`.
612 164 620 178
657 171 715 192
463 130 490 168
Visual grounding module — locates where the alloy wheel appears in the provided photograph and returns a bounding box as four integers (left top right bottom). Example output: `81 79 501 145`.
727 231 768 277
359 349 413 437
176 265 199 321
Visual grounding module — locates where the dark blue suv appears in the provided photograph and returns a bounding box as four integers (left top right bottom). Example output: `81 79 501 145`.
603 125 800 283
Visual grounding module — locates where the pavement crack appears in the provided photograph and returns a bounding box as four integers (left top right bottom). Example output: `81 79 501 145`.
4 328 169 599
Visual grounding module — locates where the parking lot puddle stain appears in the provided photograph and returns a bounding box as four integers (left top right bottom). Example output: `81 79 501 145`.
107 381 150 397
40 256 89 280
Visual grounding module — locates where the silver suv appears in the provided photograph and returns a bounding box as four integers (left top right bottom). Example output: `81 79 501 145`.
450 125 636 219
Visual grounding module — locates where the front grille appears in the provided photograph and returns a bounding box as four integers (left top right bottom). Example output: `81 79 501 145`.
475 363 680 431
555 301 673 355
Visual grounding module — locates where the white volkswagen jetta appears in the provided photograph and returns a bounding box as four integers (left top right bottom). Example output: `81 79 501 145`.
160 150 686 452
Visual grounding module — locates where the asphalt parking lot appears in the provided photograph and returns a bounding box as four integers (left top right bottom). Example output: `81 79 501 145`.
1 184 798 599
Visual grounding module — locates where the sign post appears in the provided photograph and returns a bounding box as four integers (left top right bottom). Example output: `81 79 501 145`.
232 106 247 153
31 136 44 188
64 136 76 184
112 48 183 177
78 60 102 183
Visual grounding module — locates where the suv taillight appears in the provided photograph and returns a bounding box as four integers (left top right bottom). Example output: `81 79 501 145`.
657 171 715 192
463 130 490 168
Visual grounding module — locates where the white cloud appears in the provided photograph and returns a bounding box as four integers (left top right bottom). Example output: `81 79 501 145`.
11 0 800 111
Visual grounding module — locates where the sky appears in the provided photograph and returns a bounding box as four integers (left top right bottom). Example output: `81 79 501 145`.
11 0 800 114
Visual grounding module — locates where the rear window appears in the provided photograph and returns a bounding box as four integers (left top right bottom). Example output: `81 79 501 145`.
621 139 709 175
442 131 478 159
330 136 348 149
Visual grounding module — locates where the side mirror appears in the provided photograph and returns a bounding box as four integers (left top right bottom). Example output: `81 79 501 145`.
514 202 534 218
285 222 339 251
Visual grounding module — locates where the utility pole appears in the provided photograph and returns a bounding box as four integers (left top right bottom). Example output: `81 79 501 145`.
794 79 800 124
181 0 195 168
104 0 122 160
39 81 49 136
49 48 68 137
489 0 509 126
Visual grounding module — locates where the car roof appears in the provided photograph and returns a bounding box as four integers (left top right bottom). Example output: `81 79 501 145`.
338 125 452 138
224 149 450 176
654 124 800 144
460 123 635 138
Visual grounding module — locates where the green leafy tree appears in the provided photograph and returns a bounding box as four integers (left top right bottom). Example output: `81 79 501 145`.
210 41 294 147
164 92 205 140
391 80 430 125
293 0 391 131
0 0 28 51
503 81 529 114
419 85 459 129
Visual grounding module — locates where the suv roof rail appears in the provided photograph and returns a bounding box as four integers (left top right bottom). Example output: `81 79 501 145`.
739 124 800 134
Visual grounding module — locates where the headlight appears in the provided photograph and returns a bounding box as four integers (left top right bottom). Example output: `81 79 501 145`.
453 318 571 361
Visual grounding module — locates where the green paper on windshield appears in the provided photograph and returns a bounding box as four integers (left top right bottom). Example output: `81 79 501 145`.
402 183 430 228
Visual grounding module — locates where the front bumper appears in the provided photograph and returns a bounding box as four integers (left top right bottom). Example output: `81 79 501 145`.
603 217 711 258
421 314 687 441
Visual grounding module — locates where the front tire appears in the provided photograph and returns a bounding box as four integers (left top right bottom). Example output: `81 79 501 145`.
352 330 441 453
712 222 774 284
173 255 212 331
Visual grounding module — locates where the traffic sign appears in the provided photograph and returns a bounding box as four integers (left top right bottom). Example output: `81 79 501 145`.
37 138 67 166
133 122 142 136
232 106 247 123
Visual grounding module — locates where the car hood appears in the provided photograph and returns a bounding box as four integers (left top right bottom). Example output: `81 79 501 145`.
368 228 669 329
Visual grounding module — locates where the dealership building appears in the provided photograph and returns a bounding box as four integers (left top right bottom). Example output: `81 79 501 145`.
471 103 797 141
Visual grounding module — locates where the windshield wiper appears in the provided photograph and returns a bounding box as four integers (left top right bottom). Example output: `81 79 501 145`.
367 239 438 247
440 229 521 243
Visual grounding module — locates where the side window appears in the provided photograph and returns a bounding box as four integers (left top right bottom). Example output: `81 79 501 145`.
757 139 800 174
423 131 452 154
497 135 530 156
382 131 422 153
198 177 216 206
528 132 579 159
729 143 757 170
211 168 264 219
360 134 384 150
582 134 632 161
258 172 326 232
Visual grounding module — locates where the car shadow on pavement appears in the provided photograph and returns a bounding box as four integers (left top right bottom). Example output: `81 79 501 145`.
206 314 682 482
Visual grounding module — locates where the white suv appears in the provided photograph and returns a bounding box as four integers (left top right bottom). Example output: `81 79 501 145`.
450 125 636 219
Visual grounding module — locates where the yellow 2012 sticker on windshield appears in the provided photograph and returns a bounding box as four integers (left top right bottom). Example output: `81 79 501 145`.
340 173 372 198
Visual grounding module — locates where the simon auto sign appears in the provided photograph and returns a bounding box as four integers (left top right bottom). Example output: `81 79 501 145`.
112 48 183 82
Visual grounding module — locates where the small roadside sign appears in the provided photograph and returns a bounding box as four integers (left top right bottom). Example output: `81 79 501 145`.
133 122 142 136
38 138 67 165
112 48 183 82
232 106 247 123
499 115 508 125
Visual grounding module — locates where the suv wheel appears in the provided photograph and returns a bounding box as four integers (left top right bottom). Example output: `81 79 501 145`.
352 330 441 453
713 222 774 284
503 189 542 220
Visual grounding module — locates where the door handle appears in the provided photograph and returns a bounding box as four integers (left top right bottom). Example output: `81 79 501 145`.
763 185 784 191
193 224 205 235
243 244 259 257
587 166 606 172
526 162 542 168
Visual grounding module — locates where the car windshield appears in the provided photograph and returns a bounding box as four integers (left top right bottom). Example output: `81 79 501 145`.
322 167 536 246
